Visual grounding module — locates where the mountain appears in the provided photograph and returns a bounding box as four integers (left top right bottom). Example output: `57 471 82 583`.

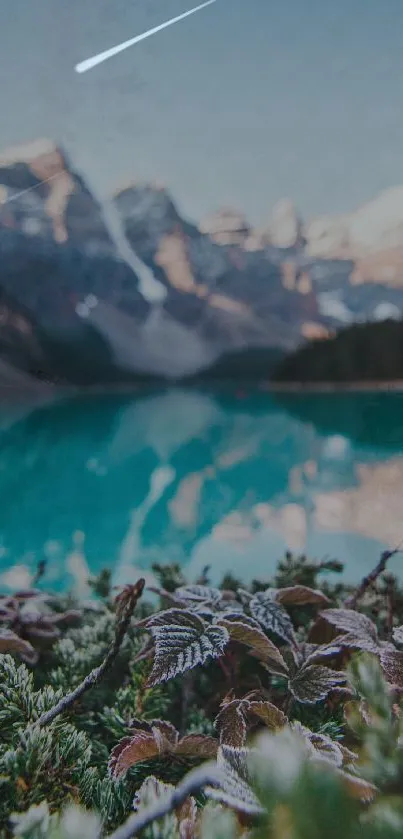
1 138 403 387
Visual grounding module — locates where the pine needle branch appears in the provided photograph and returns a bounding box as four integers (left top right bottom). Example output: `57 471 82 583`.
35 579 145 728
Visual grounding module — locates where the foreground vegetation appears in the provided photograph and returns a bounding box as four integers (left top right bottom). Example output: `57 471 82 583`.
2 551 403 838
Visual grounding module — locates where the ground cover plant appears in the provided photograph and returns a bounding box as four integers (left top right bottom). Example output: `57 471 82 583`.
2 549 403 837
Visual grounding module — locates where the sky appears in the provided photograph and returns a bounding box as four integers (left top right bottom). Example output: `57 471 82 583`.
0 0 403 226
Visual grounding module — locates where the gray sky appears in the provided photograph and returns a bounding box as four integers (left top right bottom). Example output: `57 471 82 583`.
1 0 403 225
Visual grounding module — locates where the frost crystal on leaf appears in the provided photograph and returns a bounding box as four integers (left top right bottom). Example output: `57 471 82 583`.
175 585 222 605
215 700 248 748
289 664 347 704
249 590 295 645
146 609 230 685
206 745 263 815
320 609 378 644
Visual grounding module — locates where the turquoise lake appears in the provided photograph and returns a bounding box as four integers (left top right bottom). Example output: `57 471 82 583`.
1 388 403 595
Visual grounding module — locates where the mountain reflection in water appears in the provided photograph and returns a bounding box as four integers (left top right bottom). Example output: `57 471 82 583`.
0 388 403 595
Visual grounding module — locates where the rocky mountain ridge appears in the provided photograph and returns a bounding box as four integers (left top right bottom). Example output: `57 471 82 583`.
0 138 403 388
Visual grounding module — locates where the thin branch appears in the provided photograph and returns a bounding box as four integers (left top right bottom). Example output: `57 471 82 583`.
107 763 221 839
35 579 145 728
345 545 403 610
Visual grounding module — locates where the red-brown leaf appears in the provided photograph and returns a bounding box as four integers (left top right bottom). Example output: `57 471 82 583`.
108 731 160 779
176 734 218 758
217 618 289 675
215 700 247 748
247 700 287 730
0 629 38 663
275 586 331 606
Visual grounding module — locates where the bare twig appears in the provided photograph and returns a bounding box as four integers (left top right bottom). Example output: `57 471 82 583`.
35 579 145 728
32 559 47 587
345 545 403 610
107 763 221 839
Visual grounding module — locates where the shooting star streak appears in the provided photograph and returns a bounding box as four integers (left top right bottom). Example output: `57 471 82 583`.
75 0 217 74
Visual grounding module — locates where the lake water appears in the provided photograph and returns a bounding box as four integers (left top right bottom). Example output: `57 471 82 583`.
1 388 403 595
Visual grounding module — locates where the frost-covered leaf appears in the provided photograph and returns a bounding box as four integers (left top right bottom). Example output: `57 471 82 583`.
147 586 188 607
217 602 245 617
175 585 222 605
217 612 258 627
108 732 161 779
302 642 345 665
247 700 287 730
393 625 403 646
380 648 403 689
249 591 295 645
308 732 344 767
329 633 380 654
216 618 289 674
215 697 286 748
290 722 343 767
289 664 347 704
237 589 253 606
320 609 378 643
215 700 247 748
0 629 38 663
275 586 331 606
109 722 217 779
149 720 179 748
206 745 263 816
175 734 218 758
145 609 229 685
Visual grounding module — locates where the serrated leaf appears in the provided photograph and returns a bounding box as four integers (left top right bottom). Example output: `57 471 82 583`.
176 734 218 758
289 664 347 705
146 609 230 685
108 732 160 779
216 618 289 675
175 585 222 604
215 700 247 748
249 591 295 645
291 722 343 767
247 700 287 730
149 719 179 747
206 745 263 816
320 609 378 643
0 630 38 663
330 633 380 654
380 648 403 688
275 586 331 606
238 589 253 605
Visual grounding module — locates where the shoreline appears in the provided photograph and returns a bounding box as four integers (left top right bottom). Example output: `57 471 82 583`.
2 378 403 407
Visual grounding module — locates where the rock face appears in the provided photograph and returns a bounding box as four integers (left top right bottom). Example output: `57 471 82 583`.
0 138 403 387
